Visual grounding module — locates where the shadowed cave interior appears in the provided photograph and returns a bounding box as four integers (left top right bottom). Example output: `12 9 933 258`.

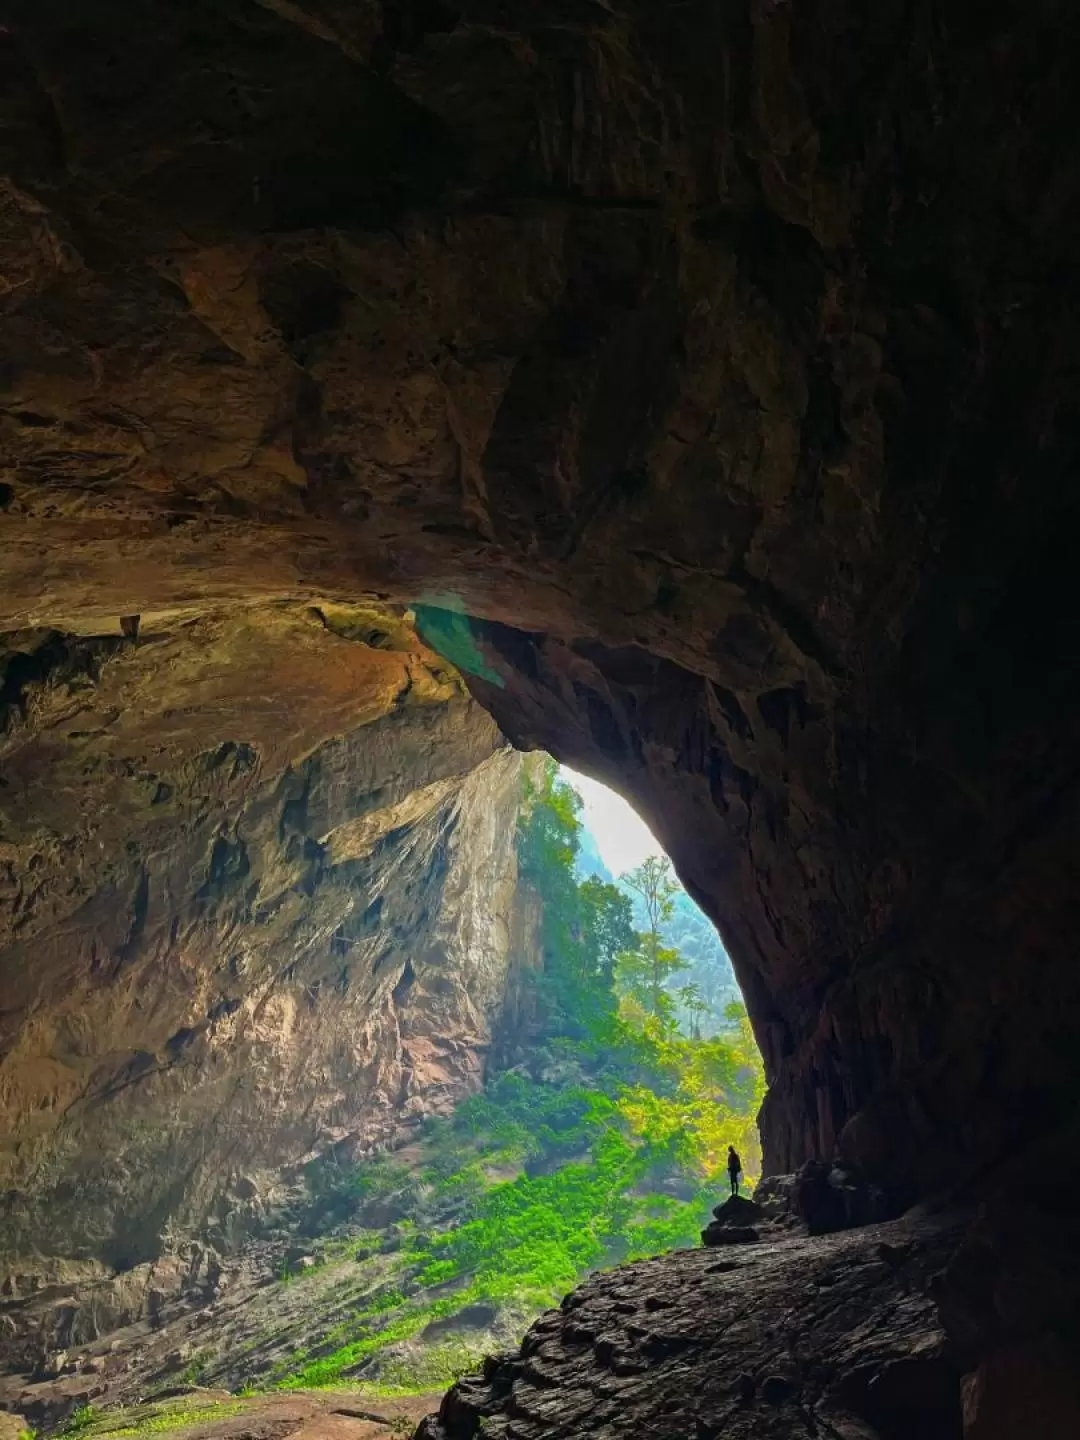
2 2 1080 1438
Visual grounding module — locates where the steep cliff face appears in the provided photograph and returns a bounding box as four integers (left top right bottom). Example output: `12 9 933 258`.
0 605 525 1288
0 0 1077 1233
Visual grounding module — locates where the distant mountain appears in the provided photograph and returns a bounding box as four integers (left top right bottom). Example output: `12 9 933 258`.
574 826 612 883
662 890 740 1031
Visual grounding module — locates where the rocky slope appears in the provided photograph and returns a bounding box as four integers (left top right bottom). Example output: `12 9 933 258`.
418 1169 1080 1438
4 1194 974 1436
420 1211 969 1440
7 1164 1076 1440
0 604 529 1327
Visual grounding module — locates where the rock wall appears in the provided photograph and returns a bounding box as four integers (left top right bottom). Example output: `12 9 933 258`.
0 604 526 1284
1 0 1078 1209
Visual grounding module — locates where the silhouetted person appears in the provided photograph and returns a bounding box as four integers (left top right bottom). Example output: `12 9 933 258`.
727 1145 742 1197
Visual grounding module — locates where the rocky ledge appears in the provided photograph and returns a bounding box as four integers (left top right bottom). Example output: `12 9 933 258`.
416 1154 1080 1440
418 1211 966 1440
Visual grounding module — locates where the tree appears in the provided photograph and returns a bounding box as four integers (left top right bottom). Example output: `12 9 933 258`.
577 877 637 987
518 757 581 882
677 982 708 1040
518 760 636 1033
620 857 686 1018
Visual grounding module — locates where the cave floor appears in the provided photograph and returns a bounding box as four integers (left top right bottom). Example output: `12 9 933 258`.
419 1209 970 1440
21 1389 438 1440
4 1205 974 1440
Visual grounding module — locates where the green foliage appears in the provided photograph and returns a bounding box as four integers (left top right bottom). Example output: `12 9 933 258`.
179 1352 208 1386
586 843 739 1034
619 856 687 1018
377 1338 495 1392
349 1156 417 1204
622 855 678 932
60 1408 99 1437
415 1125 696 1301
87 1403 248 1440
518 760 637 1035
677 982 709 1039
663 891 740 1029
271 763 764 1395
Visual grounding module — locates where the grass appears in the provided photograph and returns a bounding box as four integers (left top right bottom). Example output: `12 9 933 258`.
375 1338 495 1391
179 1353 209 1387
261 1063 737 1392
81 1402 248 1440
58 1409 99 1437
275 1292 477 1390
265 1128 715 1393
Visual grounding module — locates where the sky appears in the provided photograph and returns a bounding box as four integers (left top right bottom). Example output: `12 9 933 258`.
560 766 663 878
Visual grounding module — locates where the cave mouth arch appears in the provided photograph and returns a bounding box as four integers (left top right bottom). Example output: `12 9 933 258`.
3 495 1077 1221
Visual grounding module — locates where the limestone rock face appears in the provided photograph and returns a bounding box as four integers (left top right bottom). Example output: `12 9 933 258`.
1 0 1078 1209
0 605 524 1280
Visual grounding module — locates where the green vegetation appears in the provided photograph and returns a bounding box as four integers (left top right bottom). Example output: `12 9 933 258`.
571 798 740 1034
617 854 686 1021
58 1408 99 1437
270 760 763 1392
83 1402 248 1440
179 1352 208 1387
662 888 742 1031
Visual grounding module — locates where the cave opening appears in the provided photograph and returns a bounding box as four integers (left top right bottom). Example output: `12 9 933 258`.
0 606 766 1410
558 762 750 1040
254 743 769 1396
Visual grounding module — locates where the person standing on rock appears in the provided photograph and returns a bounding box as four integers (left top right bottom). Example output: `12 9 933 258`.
727 1145 743 1197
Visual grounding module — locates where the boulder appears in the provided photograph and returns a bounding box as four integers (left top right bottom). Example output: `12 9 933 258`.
710 1196 765 1227
701 1225 760 1248
962 1335 1080 1439
701 1194 766 1247
792 1161 891 1236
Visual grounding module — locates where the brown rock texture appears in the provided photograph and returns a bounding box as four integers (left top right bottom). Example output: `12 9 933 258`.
1 0 1078 1220
0 603 525 1280
416 1211 967 1440
411 1165 1080 1440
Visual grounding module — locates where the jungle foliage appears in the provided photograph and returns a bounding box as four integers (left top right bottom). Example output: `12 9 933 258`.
274 760 764 1392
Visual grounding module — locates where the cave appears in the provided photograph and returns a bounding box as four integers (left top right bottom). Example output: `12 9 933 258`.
2 2 1080 1437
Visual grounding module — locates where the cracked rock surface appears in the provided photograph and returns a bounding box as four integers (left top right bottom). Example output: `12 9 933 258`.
417 1212 966 1440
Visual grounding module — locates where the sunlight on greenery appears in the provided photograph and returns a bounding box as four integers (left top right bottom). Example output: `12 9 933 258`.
271 760 764 1391
60 1402 249 1440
